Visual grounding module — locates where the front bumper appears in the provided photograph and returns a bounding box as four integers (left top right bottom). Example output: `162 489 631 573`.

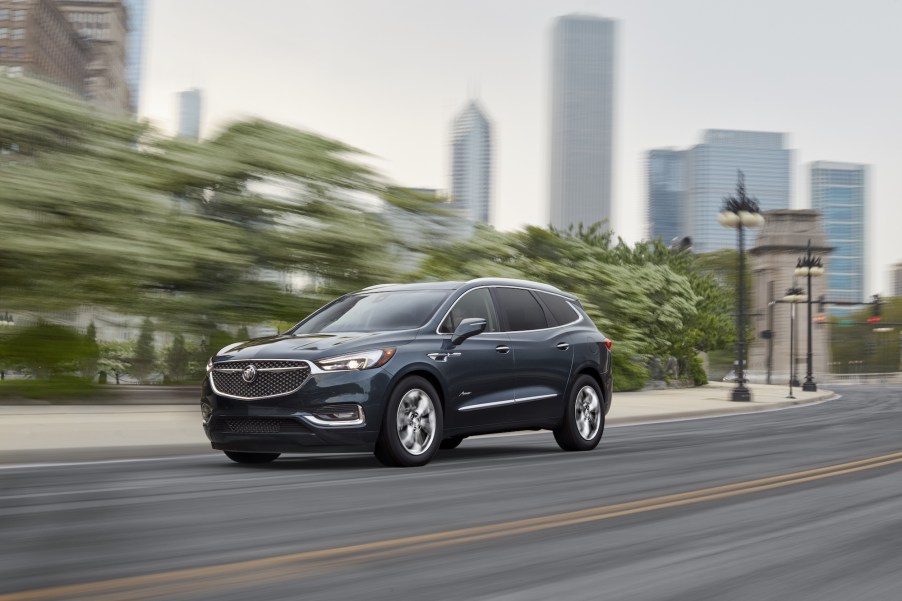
201 366 391 453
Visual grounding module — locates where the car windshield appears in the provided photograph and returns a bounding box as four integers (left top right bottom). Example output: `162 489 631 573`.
291 290 451 334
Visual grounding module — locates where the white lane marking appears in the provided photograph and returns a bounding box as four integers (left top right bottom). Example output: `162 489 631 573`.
0 454 216 471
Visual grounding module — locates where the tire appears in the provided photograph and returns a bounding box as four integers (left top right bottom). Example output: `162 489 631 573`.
374 376 443 467
223 451 281 464
553 375 604 452
439 436 465 450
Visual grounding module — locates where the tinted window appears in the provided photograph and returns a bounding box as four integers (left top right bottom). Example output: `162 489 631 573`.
537 292 580 326
292 290 449 334
494 287 548 331
439 288 499 333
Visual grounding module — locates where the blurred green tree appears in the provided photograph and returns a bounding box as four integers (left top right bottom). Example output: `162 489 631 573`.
164 333 190 382
132 318 156 383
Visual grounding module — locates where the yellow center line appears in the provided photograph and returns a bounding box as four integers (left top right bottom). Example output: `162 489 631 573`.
4 450 901 601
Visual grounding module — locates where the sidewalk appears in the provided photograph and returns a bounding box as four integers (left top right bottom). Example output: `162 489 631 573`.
0 382 835 463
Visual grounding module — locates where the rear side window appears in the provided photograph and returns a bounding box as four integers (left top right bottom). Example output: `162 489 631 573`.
493 287 548 331
439 288 499 333
536 291 580 326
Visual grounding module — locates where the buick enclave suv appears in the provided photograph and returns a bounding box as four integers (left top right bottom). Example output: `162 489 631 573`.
201 278 613 467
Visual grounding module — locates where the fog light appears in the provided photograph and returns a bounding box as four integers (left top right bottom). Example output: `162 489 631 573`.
308 404 365 426
200 402 213 422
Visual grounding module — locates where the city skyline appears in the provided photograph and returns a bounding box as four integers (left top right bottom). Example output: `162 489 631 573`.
139 0 902 294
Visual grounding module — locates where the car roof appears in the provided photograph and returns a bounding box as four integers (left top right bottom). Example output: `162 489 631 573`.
359 278 576 300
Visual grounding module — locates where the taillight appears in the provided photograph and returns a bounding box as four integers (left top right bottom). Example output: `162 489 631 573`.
604 338 612 350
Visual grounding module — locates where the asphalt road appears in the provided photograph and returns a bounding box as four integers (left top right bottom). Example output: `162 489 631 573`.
1 386 900 601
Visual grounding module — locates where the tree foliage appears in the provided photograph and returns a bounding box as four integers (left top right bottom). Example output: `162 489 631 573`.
0 77 738 392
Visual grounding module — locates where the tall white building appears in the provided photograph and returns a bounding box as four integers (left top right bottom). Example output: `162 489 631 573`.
177 88 202 141
450 100 492 223
549 14 616 232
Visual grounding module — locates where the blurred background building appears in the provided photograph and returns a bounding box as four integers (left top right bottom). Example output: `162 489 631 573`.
749 210 832 383
177 87 202 141
0 0 89 93
891 261 902 297
646 148 685 244
648 130 792 253
121 0 142 113
0 0 138 114
810 161 868 307
449 99 492 224
57 0 130 113
549 14 616 232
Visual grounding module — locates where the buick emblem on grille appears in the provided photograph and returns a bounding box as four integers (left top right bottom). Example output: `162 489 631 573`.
241 364 257 383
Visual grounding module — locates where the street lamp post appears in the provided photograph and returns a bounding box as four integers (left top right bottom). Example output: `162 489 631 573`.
783 285 807 399
794 240 824 391
718 171 764 402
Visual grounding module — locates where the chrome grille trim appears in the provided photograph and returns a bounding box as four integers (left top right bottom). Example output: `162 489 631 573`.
210 359 312 400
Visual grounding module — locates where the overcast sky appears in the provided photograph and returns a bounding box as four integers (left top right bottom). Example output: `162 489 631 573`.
141 0 902 294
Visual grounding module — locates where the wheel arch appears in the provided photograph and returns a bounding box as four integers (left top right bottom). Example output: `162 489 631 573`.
384 364 447 420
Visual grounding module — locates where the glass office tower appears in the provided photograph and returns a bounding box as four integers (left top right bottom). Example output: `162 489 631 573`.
810 161 868 305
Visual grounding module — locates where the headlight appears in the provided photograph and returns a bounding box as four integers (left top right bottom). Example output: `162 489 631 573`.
206 357 213 374
314 348 396 372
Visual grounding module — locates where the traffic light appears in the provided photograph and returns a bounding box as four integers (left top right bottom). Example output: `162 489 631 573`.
818 295 826 313
872 294 881 317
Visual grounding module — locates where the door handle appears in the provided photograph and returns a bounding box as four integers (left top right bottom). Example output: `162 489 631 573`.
556 342 570 351
495 345 510 354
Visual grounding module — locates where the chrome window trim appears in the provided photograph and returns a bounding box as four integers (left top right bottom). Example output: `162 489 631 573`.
435 285 583 336
458 393 558 412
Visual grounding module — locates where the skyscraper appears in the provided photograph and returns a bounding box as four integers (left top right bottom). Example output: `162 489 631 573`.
177 88 202 141
810 161 868 304
549 14 616 232
450 100 492 223
685 130 792 252
647 149 686 244
121 0 145 113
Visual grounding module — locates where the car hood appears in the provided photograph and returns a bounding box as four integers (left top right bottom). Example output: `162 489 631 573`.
214 331 413 362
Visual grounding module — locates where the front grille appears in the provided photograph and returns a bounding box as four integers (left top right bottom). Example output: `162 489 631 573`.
211 417 308 434
211 360 311 399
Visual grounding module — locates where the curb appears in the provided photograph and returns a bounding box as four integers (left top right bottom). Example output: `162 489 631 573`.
607 391 838 427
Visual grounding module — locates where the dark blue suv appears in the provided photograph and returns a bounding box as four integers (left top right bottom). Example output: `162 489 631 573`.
201 278 612 467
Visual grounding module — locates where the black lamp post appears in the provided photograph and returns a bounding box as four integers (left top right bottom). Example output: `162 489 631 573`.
783 285 807 399
794 240 824 391
718 171 764 402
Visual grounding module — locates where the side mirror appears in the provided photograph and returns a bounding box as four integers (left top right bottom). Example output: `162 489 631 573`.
450 318 487 346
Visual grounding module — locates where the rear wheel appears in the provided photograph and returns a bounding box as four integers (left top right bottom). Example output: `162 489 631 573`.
223 451 280 464
375 376 443 467
439 436 465 450
553 375 604 452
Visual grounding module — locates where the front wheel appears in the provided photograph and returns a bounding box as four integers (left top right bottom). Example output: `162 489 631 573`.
553 375 604 452
223 451 280 464
375 376 443 467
